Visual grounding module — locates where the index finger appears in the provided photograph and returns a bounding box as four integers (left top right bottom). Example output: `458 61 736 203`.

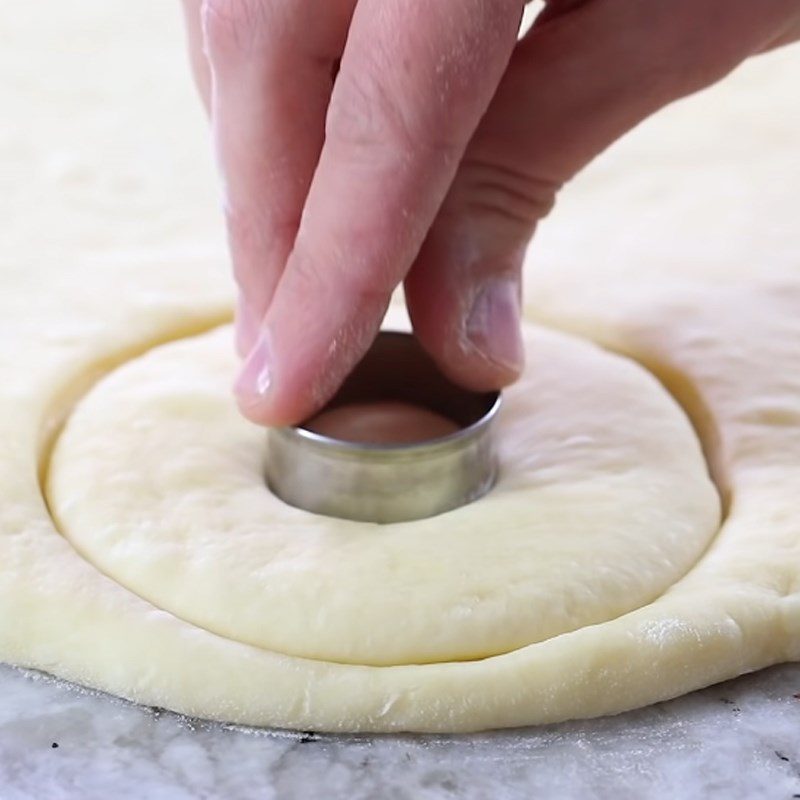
236 0 524 425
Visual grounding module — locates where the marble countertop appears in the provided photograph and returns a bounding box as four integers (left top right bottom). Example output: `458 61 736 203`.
1 663 798 800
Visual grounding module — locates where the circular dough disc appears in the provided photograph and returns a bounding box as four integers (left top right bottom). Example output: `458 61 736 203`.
47 324 719 666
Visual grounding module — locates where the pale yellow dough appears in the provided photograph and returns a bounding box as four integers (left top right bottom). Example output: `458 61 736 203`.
46 323 718 667
1 2 799 732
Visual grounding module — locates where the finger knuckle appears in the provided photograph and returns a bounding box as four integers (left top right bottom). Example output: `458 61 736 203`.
461 158 560 236
327 69 405 157
326 60 461 166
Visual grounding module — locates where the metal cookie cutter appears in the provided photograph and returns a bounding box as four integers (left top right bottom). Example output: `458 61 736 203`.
266 331 501 524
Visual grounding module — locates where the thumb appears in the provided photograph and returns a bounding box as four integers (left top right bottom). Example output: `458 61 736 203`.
404 168 553 392
407 0 799 390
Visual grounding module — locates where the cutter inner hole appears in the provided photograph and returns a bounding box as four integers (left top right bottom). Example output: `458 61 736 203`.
296 332 497 446
305 400 460 445
267 333 501 523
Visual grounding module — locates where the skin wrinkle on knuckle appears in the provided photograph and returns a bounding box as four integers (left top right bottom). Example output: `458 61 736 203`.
465 199 539 237
326 0 520 165
454 159 559 237
473 163 557 222
325 61 464 169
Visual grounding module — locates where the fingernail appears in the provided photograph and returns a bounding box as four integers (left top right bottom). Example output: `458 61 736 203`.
465 278 524 372
235 329 273 406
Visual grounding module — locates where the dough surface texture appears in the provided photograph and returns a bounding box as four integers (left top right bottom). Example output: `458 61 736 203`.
1 2 799 732
47 324 718 667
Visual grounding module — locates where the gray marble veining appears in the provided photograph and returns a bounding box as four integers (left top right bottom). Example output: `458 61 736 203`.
1 662 799 799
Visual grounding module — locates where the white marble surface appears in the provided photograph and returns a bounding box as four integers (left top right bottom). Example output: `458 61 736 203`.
1 662 799 800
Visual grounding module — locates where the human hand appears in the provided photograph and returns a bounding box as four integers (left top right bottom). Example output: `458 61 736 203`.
181 0 800 426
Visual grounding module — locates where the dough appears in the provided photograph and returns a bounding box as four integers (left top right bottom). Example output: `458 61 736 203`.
46 323 717 667
1 1 799 733
306 401 459 443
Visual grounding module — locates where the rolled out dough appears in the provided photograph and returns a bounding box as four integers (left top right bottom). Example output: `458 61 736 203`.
46 322 718 667
0 2 799 732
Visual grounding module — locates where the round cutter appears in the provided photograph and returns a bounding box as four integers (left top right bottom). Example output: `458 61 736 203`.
266 331 501 523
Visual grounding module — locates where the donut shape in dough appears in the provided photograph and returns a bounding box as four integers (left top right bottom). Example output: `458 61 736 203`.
46 323 719 667
2 274 799 733
2 0 800 734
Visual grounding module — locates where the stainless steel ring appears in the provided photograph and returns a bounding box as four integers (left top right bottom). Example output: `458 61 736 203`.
266 331 501 524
